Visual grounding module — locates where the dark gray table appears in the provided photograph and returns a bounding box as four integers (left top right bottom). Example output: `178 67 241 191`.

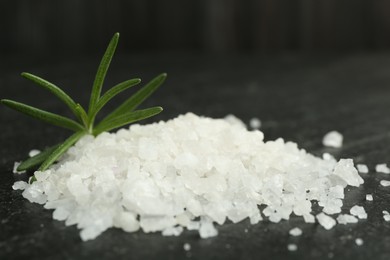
1 53 390 260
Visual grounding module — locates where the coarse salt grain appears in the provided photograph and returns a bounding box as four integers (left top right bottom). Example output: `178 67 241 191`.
366 194 373 201
12 181 28 190
316 213 336 230
12 162 25 174
289 227 302 236
322 131 343 148
183 243 191 251
355 238 363 246
350 205 367 219
29 149 41 157
14 113 364 241
249 117 261 129
356 164 369 174
287 244 298 251
383 211 390 222
380 180 390 187
375 164 390 174
336 214 358 225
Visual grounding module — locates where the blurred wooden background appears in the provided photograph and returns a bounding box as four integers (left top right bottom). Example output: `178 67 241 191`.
1 0 390 55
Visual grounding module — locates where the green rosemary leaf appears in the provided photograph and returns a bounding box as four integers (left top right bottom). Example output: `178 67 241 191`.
21 72 79 118
89 78 141 123
1 99 84 132
103 73 166 122
75 104 89 128
38 131 85 171
88 32 119 116
93 106 163 135
17 144 60 171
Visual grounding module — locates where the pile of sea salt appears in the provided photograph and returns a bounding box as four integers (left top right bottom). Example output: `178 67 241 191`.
13 113 364 241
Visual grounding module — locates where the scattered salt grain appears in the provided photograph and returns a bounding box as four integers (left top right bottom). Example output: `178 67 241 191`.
365 194 373 201
14 113 365 241
383 211 390 222
249 117 261 129
183 243 191 251
356 164 369 174
336 214 358 224
29 149 41 157
380 180 390 187
350 205 367 219
322 131 343 148
322 153 336 161
289 227 302 236
199 218 218 239
162 226 183 236
375 164 390 174
12 181 28 190
355 238 364 246
287 243 298 251
12 162 25 174
316 213 336 230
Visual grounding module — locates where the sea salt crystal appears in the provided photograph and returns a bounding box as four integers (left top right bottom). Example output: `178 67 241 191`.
249 117 261 129
12 162 25 174
316 213 336 230
199 219 218 239
336 214 358 224
376 164 390 174
322 152 336 161
289 227 302 236
287 244 298 251
322 131 343 148
355 238 364 246
383 211 390 221
380 180 390 187
350 205 367 219
162 226 184 236
356 164 369 174
365 194 373 201
12 181 28 190
29 149 41 157
183 243 191 251
13 113 366 241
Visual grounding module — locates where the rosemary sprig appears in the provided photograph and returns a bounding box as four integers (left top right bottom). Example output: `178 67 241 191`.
1 32 165 181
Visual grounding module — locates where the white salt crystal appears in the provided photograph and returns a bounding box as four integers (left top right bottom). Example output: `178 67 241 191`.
162 226 184 236
289 227 302 236
316 213 336 230
249 117 261 129
376 164 390 174
183 243 191 251
322 153 335 161
199 219 218 239
12 181 28 190
13 113 365 241
355 238 363 246
287 243 298 251
350 205 367 219
356 164 369 174
380 180 390 187
365 194 373 201
12 162 25 174
336 214 358 224
29 149 41 157
383 211 390 221
322 131 343 148
332 159 363 187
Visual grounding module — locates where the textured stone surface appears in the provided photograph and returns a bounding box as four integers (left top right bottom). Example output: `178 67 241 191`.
1 53 390 260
